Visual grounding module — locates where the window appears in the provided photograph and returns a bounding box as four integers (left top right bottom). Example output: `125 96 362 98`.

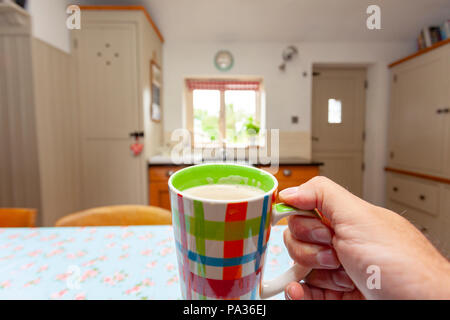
185 79 264 147
328 98 342 124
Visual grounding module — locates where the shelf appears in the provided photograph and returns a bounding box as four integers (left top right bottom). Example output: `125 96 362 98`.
388 38 450 68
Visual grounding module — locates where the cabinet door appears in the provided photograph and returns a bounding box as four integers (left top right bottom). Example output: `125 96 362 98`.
149 182 171 210
389 48 447 175
444 47 450 177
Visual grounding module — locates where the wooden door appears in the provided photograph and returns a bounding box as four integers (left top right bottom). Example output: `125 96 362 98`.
389 49 447 175
75 23 144 208
312 67 366 196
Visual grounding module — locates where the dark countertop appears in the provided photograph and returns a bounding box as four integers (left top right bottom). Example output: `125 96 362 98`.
148 157 323 167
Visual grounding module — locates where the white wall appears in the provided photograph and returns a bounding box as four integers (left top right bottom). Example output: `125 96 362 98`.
26 0 71 53
163 41 415 206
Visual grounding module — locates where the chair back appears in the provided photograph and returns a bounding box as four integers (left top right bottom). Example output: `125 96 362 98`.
55 205 172 227
0 208 37 227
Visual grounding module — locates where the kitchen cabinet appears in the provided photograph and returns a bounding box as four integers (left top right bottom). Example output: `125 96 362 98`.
388 42 450 177
386 40 450 257
258 165 320 198
148 164 321 223
386 171 449 257
149 166 186 210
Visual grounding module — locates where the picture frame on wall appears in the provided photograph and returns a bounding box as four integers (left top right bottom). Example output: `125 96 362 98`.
150 60 162 122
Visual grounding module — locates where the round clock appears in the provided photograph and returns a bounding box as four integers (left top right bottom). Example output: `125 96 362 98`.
214 50 234 71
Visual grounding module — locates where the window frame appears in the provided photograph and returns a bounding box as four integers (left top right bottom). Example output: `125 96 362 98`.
184 77 264 148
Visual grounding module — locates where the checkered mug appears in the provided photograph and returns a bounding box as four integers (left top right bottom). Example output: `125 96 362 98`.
168 163 320 300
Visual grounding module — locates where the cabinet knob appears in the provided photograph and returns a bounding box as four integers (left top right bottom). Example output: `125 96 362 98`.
283 169 292 177
390 151 394 159
443 108 450 114
166 170 175 177
393 186 398 192
437 109 443 114
419 194 426 201
311 136 319 142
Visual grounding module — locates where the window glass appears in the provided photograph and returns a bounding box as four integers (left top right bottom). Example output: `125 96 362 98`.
328 98 342 124
193 90 221 144
224 90 257 146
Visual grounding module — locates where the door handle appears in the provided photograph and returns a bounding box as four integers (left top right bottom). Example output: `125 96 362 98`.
129 131 144 138
436 108 449 114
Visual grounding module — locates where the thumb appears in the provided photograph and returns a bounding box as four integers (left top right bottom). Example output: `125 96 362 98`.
278 176 371 227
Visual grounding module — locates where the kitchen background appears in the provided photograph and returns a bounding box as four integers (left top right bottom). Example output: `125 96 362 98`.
1 0 449 255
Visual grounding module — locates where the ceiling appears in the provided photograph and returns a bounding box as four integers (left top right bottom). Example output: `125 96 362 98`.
74 0 450 42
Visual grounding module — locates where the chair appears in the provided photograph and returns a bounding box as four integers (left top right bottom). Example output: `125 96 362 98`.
0 208 37 227
54 205 172 227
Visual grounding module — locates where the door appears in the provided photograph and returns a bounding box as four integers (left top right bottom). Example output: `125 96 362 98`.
389 49 447 175
312 67 366 196
75 23 144 208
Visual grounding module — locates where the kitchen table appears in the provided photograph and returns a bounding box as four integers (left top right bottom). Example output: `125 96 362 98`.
0 226 292 300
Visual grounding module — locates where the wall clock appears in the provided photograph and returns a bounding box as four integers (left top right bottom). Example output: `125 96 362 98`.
214 50 234 71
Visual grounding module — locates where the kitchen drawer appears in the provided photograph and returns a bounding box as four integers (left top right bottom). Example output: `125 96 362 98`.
386 199 438 239
260 165 319 183
387 173 440 216
149 166 186 182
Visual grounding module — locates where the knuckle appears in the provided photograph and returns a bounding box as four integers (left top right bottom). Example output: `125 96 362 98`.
310 176 331 186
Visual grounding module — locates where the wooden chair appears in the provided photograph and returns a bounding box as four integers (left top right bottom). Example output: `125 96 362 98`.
0 208 37 227
55 205 172 227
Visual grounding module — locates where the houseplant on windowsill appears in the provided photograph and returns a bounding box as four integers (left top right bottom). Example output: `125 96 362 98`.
244 117 260 147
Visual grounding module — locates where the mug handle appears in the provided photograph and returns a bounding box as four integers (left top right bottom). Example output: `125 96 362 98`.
260 203 329 299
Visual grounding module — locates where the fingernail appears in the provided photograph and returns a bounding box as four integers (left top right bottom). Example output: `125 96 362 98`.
285 284 294 300
279 187 298 198
333 270 355 289
317 249 339 268
310 228 332 244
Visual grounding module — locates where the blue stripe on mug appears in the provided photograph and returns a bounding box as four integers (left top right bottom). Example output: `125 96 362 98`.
175 241 267 267
255 195 269 271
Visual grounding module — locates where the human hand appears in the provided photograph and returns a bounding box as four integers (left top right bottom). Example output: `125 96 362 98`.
279 176 450 300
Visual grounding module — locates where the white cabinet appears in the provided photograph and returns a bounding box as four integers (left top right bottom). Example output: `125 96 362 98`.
388 45 449 176
387 42 450 258
386 172 448 257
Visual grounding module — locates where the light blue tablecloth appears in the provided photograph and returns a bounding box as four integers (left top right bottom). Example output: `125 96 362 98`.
0 225 291 300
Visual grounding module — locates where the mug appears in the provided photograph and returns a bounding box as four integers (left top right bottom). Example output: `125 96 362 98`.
168 163 322 300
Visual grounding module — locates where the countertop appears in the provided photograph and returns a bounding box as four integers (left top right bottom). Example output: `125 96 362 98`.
148 155 323 167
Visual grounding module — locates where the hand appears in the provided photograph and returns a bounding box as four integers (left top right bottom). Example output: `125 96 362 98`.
279 176 450 300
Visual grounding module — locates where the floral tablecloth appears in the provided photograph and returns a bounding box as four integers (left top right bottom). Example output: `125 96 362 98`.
0 226 292 300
